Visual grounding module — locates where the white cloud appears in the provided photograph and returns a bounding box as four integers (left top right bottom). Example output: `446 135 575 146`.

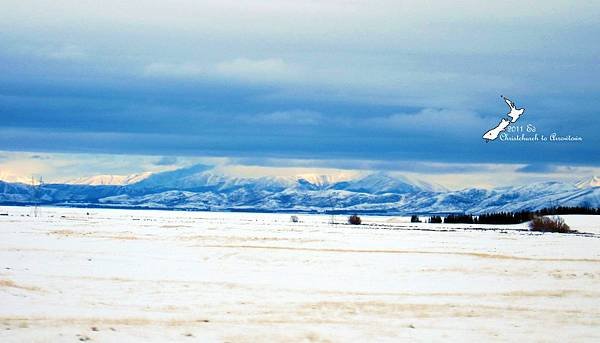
215 58 299 83
143 62 204 78
46 44 86 60
0 153 54 183
368 108 486 133
7 44 88 62
143 57 300 84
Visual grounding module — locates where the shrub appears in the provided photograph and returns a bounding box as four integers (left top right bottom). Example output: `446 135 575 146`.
529 216 573 233
348 214 362 225
410 215 421 223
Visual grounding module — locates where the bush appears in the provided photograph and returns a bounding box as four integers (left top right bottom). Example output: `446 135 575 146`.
529 216 573 233
348 214 362 225
410 215 421 223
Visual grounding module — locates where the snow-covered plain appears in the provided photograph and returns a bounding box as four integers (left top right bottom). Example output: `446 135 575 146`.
1 206 599 342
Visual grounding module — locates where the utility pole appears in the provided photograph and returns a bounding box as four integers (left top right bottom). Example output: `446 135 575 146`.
31 175 43 218
328 193 336 225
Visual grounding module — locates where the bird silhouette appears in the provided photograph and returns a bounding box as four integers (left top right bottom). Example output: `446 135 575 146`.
501 95 524 123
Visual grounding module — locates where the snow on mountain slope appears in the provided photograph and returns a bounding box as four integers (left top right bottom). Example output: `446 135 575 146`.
331 173 426 194
1 164 599 214
99 190 225 209
295 173 356 188
89 180 600 214
467 182 600 214
130 164 218 190
393 174 449 193
66 172 153 186
0 180 34 203
576 176 600 189
129 165 436 195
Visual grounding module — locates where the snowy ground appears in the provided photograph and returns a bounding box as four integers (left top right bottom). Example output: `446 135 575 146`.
1 206 599 342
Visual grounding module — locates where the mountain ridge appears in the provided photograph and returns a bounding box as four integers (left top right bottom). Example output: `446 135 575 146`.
66 172 153 186
0 166 598 215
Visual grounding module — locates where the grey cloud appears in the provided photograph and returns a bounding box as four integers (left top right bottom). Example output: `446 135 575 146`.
515 164 575 174
154 156 179 165
242 110 323 126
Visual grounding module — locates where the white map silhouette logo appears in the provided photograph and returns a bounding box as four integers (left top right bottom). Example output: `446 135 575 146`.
483 96 525 142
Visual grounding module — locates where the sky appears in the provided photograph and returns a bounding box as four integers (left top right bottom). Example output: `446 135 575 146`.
0 1 599 188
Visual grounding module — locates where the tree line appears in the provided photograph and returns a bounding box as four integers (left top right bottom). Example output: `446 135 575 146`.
420 206 600 225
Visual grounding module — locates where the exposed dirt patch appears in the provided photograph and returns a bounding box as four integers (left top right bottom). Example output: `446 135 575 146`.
49 229 78 236
0 279 42 292
48 229 139 241
199 244 600 263
161 225 193 228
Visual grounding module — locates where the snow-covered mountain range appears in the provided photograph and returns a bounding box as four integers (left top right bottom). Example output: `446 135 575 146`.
0 164 598 214
66 172 153 186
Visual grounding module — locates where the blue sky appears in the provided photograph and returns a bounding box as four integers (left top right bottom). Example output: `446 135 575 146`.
0 1 599 188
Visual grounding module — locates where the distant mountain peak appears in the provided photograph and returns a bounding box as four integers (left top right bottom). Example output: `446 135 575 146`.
332 172 429 194
66 172 153 186
131 164 220 190
0 172 36 185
